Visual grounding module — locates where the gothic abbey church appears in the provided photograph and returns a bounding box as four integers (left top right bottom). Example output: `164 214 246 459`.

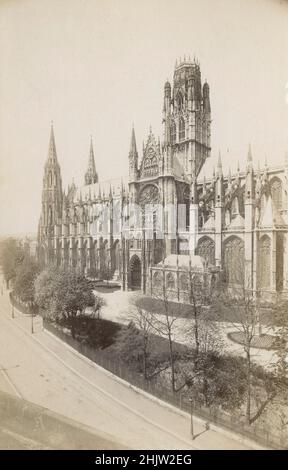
38 58 288 299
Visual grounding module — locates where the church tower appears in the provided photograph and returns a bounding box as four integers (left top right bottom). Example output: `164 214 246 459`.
163 57 211 181
85 137 98 185
40 123 63 240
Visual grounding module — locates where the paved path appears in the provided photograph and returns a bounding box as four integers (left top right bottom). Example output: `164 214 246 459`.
0 285 260 449
98 289 277 368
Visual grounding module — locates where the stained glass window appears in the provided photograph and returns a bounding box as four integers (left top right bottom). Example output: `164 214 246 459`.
259 235 271 289
179 117 185 142
196 237 215 266
224 236 244 284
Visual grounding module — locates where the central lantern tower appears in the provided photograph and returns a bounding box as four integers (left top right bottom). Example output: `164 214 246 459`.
162 57 211 185
125 57 212 291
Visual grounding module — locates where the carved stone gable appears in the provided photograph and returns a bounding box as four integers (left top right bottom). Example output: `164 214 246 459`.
140 130 160 178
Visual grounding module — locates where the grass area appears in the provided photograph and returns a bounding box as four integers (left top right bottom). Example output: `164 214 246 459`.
136 295 277 325
228 331 281 350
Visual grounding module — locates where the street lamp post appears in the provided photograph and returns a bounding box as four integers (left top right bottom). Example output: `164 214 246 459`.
188 397 195 440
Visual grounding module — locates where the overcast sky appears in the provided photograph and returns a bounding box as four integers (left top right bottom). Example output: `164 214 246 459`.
0 0 288 236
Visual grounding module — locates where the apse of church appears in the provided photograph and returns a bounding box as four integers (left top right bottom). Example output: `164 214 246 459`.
38 58 288 299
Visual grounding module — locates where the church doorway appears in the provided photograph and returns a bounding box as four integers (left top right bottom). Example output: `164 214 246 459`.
129 255 141 290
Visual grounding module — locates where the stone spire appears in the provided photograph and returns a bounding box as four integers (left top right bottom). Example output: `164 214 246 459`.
85 137 98 185
246 143 253 172
46 122 58 165
40 123 63 240
216 151 223 177
128 125 138 182
130 125 137 155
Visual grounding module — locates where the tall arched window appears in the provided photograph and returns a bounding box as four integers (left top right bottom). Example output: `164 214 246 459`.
179 117 185 142
276 234 284 291
177 92 183 111
259 235 271 289
224 236 244 284
196 237 215 267
270 178 282 212
48 206 53 225
171 121 176 144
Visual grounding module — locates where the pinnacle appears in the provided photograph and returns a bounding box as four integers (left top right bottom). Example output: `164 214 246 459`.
247 143 253 162
130 126 138 155
85 137 98 184
217 150 222 169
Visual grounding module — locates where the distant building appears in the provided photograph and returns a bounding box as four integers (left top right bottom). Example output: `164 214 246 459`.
38 58 288 299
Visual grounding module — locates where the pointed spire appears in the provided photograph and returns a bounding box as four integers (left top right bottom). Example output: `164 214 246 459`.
85 136 98 185
130 125 137 155
47 121 58 164
248 143 253 162
228 167 232 186
246 143 253 174
217 151 222 176
129 125 138 182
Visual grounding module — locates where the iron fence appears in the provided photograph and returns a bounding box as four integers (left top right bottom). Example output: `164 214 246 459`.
43 319 285 450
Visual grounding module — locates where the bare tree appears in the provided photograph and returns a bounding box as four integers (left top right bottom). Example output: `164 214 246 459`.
127 296 155 380
182 270 224 405
147 274 181 393
215 271 276 424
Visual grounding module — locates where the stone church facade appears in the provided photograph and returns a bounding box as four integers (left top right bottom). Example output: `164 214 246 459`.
38 58 288 299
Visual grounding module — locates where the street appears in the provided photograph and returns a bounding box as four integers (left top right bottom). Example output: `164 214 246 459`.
0 283 259 450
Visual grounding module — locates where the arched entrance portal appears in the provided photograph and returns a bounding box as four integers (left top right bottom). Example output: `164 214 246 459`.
129 255 141 290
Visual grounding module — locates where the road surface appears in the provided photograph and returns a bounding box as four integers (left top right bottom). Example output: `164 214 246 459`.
0 283 259 450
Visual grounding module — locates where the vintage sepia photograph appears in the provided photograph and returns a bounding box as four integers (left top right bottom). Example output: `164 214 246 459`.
0 0 288 455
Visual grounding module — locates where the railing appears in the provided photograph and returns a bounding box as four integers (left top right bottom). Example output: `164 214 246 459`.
43 319 285 450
